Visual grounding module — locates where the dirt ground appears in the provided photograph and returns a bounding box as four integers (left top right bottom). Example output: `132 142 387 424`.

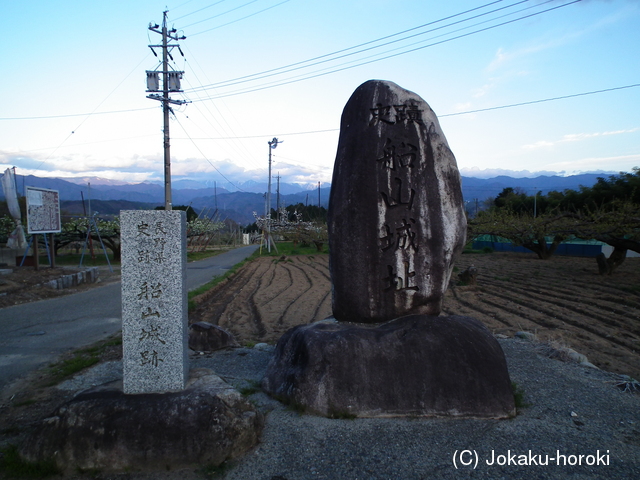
190 252 640 380
0 265 120 309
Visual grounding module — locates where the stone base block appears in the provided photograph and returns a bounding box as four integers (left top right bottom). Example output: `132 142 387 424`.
20 369 263 473
262 315 515 418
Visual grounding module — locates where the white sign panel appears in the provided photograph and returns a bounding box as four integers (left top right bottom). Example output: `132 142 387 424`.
26 186 61 234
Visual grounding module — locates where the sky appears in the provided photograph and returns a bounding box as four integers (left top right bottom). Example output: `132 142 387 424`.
1 0 639 191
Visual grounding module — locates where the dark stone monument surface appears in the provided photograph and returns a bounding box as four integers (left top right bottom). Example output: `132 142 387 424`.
20 369 263 473
263 80 513 418
329 80 466 323
262 315 515 418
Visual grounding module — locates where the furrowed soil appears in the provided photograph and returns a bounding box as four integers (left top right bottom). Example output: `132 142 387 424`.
190 252 640 380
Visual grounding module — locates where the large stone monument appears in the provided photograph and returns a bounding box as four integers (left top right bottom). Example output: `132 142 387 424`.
120 210 188 394
263 80 515 418
329 80 466 322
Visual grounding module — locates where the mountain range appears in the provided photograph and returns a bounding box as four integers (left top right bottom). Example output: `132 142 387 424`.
0 173 608 225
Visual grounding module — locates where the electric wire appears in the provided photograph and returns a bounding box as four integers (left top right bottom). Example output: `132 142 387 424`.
188 1 291 36
188 0 582 100
30 53 152 171
0 107 157 121
180 45 262 170
186 0 517 91
173 115 247 191
171 0 229 22
440 83 640 117
190 0 550 99
179 0 260 28
174 82 640 139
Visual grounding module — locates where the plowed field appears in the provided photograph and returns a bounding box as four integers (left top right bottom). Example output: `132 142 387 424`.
189 252 640 379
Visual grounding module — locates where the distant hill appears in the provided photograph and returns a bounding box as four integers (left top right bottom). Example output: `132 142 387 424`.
0 173 609 226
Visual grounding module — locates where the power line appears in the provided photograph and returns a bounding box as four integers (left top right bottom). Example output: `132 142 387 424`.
0 107 156 121
187 0 519 92
179 0 260 29
174 82 640 140
179 45 262 170
173 115 247 192
440 83 640 117
188 0 291 36
171 0 229 22
189 0 582 100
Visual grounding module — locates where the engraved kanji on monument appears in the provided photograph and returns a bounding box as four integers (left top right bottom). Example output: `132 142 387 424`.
328 80 467 323
121 210 188 394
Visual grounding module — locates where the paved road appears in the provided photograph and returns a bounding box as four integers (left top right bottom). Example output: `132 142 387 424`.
0 245 259 392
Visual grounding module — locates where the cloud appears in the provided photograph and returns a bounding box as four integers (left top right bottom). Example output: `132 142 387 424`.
545 154 640 171
523 128 640 149
486 4 636 73
459 167 561 178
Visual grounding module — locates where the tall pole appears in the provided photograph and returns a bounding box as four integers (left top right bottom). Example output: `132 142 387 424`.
276 173 280 221
267 138 282 253
162 13 171 210
147 11 188 211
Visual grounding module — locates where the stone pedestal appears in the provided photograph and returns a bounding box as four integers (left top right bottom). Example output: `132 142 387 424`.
20 370 264 473
262 315 515 418
120 210 188 394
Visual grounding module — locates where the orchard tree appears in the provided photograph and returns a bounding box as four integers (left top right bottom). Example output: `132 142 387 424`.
468 209 576 260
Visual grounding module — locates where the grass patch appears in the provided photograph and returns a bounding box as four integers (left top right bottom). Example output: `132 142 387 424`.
0 445 61 479
328 406 357 420
44 335 122 386
47 253 118 267
511 382 530 410
187 249 261 311
239 380 261 397
197 461 231 479
186 248 232 263
257 242 327 257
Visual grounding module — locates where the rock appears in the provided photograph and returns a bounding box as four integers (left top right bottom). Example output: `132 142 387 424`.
457 265 478 285
328 80 466 323
189 322 239 352
253 342 274 352
20 369 263 473
262 314 515 418
515 331 536 341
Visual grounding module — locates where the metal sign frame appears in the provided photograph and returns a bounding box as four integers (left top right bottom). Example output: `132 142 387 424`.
26 186 61 234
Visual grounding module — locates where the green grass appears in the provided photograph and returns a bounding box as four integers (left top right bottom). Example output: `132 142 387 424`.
328 406 357 420
197 461 231 479
187 242 328 313
33 253 118 267
186 248 232 262
45 335 122 386
511 382 530 410
187 250 262 311
257 241 328 257
0 445 61 479
238 380 261 397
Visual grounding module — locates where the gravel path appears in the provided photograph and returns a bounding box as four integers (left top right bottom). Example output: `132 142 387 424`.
59 338 640 480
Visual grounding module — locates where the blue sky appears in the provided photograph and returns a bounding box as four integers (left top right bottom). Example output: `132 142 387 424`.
1 0 639 189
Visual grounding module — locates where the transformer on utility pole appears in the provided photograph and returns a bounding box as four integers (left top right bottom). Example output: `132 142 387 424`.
146 11 189 210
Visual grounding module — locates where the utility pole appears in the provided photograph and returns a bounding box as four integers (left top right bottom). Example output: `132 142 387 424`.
276 173 280 221
318 181 321 208
267 138 282 252
147 11 188 210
